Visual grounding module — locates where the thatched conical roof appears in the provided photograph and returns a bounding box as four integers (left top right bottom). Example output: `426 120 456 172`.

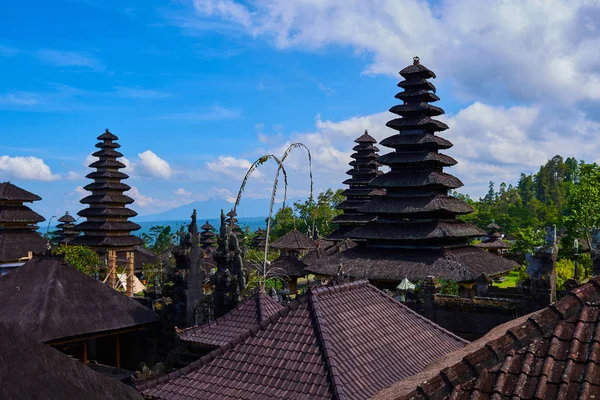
73 130 142 251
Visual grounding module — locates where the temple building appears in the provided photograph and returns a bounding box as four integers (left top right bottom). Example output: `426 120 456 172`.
0 321 142 400
54 211 79 245
305 58 516 286
225 209 243 238
328 130 384 240
0 182 48 275
0 257 159 372
475 222 511 255
200 220 216 253
270 229 317 294
73 129 143 253
137 281 466 399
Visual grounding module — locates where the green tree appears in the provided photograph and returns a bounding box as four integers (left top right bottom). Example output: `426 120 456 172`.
565 163 600 250
509 227 545 264
53 245 101 276
141 225 176 254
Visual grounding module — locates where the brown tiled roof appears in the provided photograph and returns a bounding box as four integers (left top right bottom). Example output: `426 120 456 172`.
0 230 48 262
0 322 142 400
178 291 283 348
0 205 45 223
304 245 517 282
0 182 42 202
271 229 317 250
138 281 466 399
0 258 159 342
375 278 600 400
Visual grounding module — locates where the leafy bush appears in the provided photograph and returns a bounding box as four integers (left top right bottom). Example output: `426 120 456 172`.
53 245 101 276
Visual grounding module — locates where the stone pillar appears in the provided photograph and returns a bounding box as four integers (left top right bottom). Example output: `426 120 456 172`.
421 276 439 322
126 251 135 297
107 250 117 288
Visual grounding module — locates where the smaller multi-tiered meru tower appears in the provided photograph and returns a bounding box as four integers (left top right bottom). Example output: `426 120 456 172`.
74 130 143 254
328 130 383 240
54 211 79 244
200 221 216 253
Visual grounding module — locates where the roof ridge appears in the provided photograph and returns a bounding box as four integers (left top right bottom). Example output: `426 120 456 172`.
307 291 347 400
312 279 369 296
38 259 63 341
139 298 308 393
255 291 263 323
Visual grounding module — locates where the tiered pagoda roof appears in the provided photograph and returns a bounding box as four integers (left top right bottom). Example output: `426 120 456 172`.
476 222 511 252
137 281 466 400
54 211 79 244
305 58 516 282
251 227 267 250
200 220 216 252
73 129 143 251
0 182 48 263
226 210 243 238
329 130 384 240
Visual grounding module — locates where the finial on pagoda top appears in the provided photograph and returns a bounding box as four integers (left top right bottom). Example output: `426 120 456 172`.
365 129 368 134
105 128 109 133
413 56 420 65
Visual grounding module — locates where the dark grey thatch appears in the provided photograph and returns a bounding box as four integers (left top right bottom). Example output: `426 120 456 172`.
0 181 42 202
0 322 142 400
270 229 317 250
304 245 517 283
270 255 308 277
0 205 45 223
0 230 48 262
329 130 383 240
74 129 143 252
0 258 159 343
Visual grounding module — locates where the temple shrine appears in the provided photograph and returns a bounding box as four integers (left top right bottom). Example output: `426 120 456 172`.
305 57 516 287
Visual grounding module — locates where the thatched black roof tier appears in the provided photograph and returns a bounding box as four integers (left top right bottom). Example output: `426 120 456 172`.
380 133 453 150
328 130 383 240
358 195 474 217
271 255 308 277
270 229 317 250
0 205 45 223
304 246 516 283
0 322 142 400
74 129 142 252
0 182 42 202
0 258 159 343
0 230 48 262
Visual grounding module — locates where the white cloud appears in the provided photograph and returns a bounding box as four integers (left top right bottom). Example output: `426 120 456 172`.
36 49 104 71
174 187 192 196
70 186 88 199
136 150 172 179
0 156 58 181
114 86 173 100
185 0 600 106
206 155 264 179
128 186 156 207
0 92 43 106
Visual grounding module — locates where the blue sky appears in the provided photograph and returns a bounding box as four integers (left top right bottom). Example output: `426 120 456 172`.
1 0 599 220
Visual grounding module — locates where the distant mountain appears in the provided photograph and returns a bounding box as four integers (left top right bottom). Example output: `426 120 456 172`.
133 198 288 223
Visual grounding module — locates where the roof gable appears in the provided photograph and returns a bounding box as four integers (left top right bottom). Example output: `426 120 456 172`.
0 182 41 202
178 292 284 348
0 257 159 342
271 229 318 250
